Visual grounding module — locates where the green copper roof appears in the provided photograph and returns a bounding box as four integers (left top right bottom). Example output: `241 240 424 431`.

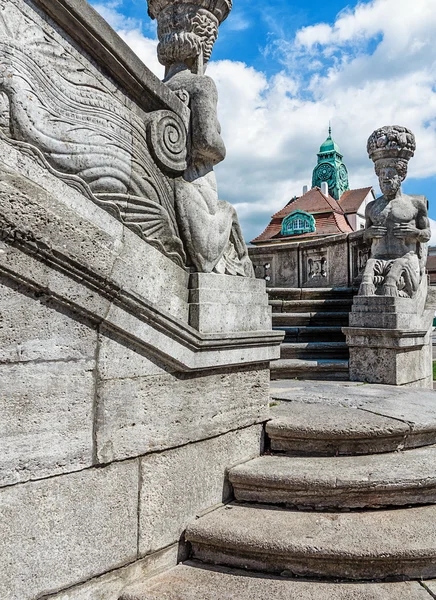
312 126 350 201
319 126 341 154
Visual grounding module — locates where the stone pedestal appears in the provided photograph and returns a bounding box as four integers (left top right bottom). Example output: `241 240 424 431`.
189 273 272 334
343 280 434 388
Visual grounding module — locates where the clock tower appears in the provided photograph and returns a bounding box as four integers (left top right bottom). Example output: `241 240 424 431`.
312 127 350 201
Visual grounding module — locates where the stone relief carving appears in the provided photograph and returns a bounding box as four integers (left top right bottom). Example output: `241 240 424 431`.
307 256 327 280
0 92 10 136
359 126 430 298
0 0 188 267
147 0 254 277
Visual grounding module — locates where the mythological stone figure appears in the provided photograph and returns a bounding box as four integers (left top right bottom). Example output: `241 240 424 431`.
359 126 430 298
147 0 255 276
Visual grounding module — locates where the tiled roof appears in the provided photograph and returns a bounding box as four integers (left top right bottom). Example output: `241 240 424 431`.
339 187 374 214
251 212 352 244
272 188 343 219
251 219 282 244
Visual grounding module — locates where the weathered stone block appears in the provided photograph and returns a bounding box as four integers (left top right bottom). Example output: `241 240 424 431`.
189 273 271 333
0 461 138 600
0 277 97 364
45 545 178 600
98 330 171 381
348 343 432 387
139 424 263 555
96 365 269 463
0 360 95 486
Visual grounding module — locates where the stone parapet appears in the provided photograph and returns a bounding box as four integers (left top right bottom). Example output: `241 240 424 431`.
249 230 368 289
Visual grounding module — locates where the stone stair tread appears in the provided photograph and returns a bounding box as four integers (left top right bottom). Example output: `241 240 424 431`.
230 448 436 508
266 389 436 454
270 380 436 428
272 359 349 369
186 503 436 580
268 287 356 300
120 563 431 600
282 342 348 350
273 311 350 317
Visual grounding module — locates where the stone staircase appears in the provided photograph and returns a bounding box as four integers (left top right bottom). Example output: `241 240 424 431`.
121 381 436 599
268 287 356 381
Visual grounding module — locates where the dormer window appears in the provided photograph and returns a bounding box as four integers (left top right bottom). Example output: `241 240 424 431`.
281 210 316 236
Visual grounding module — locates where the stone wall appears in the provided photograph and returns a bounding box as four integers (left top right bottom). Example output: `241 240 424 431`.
249 230 369 288
0 1 281 598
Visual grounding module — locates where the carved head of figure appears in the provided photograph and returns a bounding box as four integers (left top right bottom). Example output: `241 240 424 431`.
367 125 416 200
147 0 232 74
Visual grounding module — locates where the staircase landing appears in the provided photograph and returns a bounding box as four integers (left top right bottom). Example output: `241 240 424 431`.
122 380 436 599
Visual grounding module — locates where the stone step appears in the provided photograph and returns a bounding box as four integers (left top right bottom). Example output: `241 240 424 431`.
275 326 346 343
267 382 436 456
120 563 433 600
230 447 436 509
186 503 436 580
271 359 349 380
270 298 353 313
280 342 349 359
272 312 349 327
268 287 356 300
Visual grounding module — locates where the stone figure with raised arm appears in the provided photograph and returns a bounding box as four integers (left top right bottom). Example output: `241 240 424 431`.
147 0 254 276
359 126 430 298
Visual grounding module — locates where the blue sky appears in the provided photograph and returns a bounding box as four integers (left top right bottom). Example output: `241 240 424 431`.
92 0 436 243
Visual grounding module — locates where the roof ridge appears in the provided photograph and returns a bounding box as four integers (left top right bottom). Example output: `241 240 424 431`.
317 187 344 214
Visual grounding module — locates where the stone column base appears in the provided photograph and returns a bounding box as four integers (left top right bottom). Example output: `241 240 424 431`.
343 326 433 388
189 273 272 334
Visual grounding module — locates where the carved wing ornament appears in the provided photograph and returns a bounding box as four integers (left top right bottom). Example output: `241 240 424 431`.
0 0 189 267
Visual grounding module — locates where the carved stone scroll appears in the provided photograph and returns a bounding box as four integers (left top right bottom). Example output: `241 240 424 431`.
0 0 188 268
146 110 188 174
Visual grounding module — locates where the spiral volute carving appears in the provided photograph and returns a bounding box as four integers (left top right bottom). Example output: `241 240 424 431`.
146 110 188 175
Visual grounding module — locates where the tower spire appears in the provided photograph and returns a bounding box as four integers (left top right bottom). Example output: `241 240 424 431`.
312 126 350 201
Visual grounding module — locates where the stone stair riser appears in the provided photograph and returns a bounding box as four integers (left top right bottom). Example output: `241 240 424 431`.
272 314 349 327
268 288 356 300
267 430 436 457
277 327 346 343
270 300 353 313
232 485 436 510
280 344 349 359
271 369 349 381
189 543 436 581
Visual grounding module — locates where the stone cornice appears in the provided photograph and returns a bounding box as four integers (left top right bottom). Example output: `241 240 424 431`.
0 229 282 372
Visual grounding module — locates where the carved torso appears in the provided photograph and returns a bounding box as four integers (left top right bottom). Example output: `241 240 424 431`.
367 194 420 259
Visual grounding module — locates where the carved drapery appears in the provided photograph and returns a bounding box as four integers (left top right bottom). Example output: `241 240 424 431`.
0 0 189 267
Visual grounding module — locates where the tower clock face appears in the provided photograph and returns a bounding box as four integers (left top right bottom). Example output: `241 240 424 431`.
339 164 349 184
316 163 334 184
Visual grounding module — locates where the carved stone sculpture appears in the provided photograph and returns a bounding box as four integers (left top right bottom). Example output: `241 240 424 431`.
359 126 430 298
0 0 188 266
147 0 255 276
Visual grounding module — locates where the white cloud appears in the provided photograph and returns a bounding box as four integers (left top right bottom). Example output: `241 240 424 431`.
430 219 436 247
92 0 436 243
91 1 163 76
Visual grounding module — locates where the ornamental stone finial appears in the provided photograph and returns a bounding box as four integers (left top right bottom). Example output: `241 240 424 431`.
147 0 232 74
147 0 232 23
367 125 416 163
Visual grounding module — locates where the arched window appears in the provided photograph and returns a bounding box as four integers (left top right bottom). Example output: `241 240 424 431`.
281 210 316 236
